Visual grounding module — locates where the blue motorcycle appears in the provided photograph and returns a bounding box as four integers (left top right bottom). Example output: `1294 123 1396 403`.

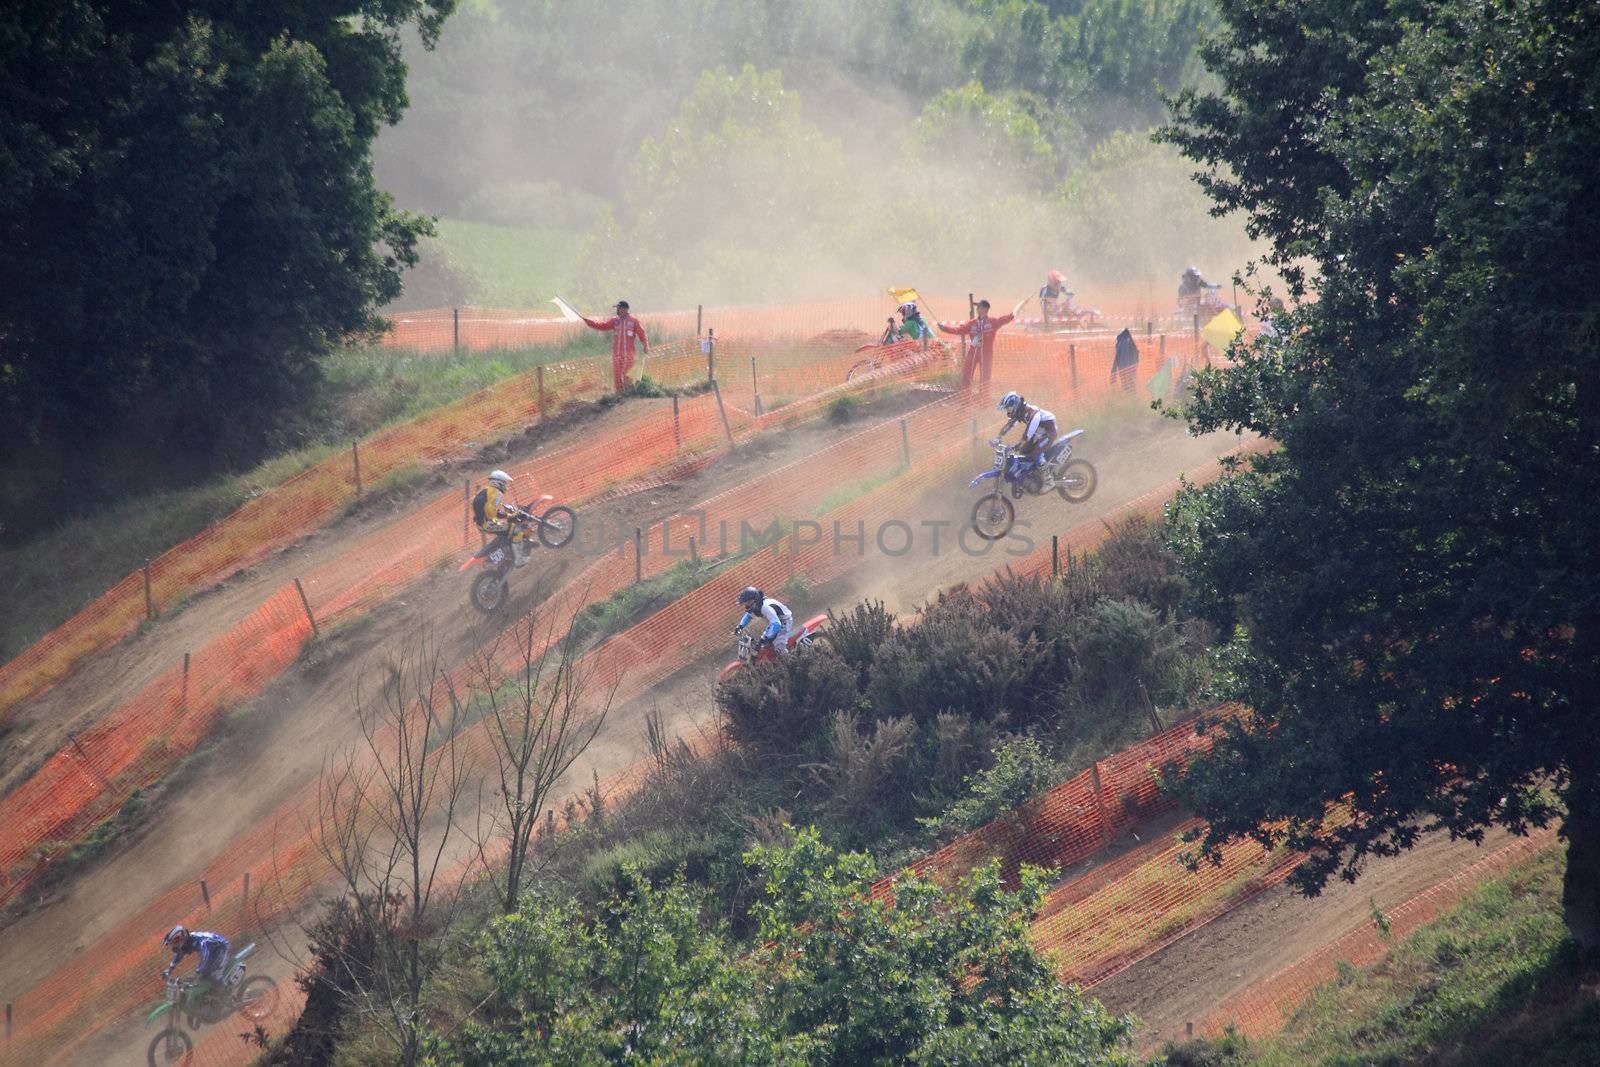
969 430 1097 540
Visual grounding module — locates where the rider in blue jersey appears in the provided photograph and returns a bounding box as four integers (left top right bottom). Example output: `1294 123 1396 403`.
733 587 793 656
162 925 230 999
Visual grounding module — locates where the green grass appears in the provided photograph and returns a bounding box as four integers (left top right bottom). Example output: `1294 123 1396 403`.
431 217 585 307
1195 847 1600 1067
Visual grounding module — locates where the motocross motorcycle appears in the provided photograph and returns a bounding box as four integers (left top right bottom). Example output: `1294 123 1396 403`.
1177 283 1228 319
1036 293 1102 331
145 943 278 1066
717 613 829 682
460 494 577 613
969 431 1097 541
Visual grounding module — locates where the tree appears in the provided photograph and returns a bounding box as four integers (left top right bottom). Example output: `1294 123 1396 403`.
0 1 452 530
1160 0 1600 944
312 633 472 1066
468 617 611 913
431 827 1133 1065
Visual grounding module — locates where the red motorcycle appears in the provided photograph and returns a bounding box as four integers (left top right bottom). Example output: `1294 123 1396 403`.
717 613 829 682
459 494 576 613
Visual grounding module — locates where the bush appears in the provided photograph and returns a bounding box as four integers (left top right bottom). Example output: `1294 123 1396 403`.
716 647 859 758
921 736 1064 837
1152 1031 1251 1066
822 599 896 686
1096 515 1187 617
578 828 728 903
811 710 916 822
1071 598 1160 712
827 393 862 423
865 602 1037 726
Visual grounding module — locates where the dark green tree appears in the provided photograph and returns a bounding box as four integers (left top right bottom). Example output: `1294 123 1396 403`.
432 828 1133 1065
1161 0 1600 944
0 0 452 530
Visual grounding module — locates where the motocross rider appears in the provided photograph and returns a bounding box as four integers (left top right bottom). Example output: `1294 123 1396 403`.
162 925 230 1000
734 586 794 656
996 391 1059 481
473 469 531 568
1178 266 1213 304
1039 271 1070 324
896 302 934 342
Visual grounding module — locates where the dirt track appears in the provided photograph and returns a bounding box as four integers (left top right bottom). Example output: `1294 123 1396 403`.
0 392 930 1004
1091 823 1526 1049
2 394 1254 1065
0 398 676 801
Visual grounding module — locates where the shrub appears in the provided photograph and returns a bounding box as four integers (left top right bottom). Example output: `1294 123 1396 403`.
822 599 896 686
1096 514 1186 617
865 607 1037 726
1153 1031 1251 1066
1070 598 1160 712
810 711 916 822
716 647 859 758
827 393 862 423
921 736 1063 836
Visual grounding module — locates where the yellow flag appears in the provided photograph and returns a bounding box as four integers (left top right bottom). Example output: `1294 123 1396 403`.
1201 307 1244 352
887 287 921 304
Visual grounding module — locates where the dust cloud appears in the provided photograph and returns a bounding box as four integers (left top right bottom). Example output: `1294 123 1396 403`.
373 1 1259 311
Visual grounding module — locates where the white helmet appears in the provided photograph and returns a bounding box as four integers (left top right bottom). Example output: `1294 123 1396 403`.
897 302 918 316
997 391 1024 417
488 469 511 491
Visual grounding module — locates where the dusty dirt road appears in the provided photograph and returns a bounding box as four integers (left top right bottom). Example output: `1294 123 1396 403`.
1091 823 1527 1049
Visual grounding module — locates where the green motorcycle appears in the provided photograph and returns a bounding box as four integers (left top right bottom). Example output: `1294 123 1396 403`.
146 942 279 1066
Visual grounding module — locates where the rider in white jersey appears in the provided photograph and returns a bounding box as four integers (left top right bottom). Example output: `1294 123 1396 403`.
995 391 1059 480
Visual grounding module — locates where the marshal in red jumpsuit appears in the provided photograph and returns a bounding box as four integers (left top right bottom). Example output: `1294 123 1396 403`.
938 302 1015 390
582 301 650 392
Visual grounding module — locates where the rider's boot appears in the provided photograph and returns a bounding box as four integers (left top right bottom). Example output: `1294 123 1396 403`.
512 539 531 568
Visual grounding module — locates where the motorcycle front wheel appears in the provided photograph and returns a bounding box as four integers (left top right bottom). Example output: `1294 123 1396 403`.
148 1028 194 1067
537 506 577 549
971 493 1015 541
845 358 879 382
470 570 509 613
235 975 280 1022
1055 459 1098 503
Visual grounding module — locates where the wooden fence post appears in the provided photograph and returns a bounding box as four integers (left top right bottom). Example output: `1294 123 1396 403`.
706 327 716 383
1146 320 1153 339
672 394 681 451
536 365 547 421
1068 343 1079 391
634 527 643 585
751 356 761 417
241 871 251 932
1138 681 1163 734
1160 333 1166 355
688 536 700 570
181 652 190 713
1052 535 1059 577
199 878 211 908
462 479 470 547
452 306 461 353
143 560 155 621
293 578 319 640
1089 762 1112 842
696 304 703 338
6 1001 11 1044
899 418 911 468
351 441 362 496
1193 313 1200 341
711 380 735 444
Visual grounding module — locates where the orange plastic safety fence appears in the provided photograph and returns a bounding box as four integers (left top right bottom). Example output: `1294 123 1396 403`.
0 341 949 910
1178 828 1559 1051
2 325 1228 1062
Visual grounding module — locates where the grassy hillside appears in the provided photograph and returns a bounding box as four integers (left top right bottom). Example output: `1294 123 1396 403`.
433 218 585 308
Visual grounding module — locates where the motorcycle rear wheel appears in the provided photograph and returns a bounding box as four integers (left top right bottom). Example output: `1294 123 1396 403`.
236 975 280 1022
845 358 878 382
971 493 1015 541
1055 459 1098 503
147 1028 193 1067
470 570 509 613
538 506 577 549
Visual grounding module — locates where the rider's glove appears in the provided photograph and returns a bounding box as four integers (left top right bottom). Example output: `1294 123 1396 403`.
161 967 172 979
989 437 1001 447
